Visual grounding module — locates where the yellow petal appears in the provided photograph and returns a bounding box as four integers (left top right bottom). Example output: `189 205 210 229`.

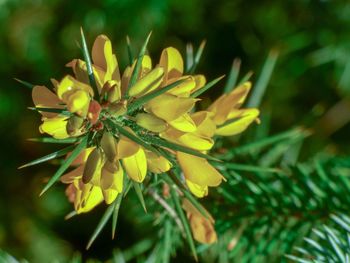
108 101 127 116
128 67 164 97
209 82 252 125
191 111 216 137
76 183 103 213
189 214 217 244
100 160 123 192
159 47 183 82
39 116 69 139
66 90 90 115
182 199 214 223
192 75 206 93
215 108 259 136
177 133 213 151
66 59 89 85
101 160 124 204
100 80 122 103
168 113 197 132
166 76 196 97
177 152 223 187
183 198 217 243
121 55 152 95
122 148 147 182
186 180 208 198
32 85 63 118
145 94 198 122
140 55 153 77
145 151 172 173
161 128 213 151
92 35 121 82
102 189 119 205
57 75 93 101
117 134 140 158
135 113 167 133
67 59 104 91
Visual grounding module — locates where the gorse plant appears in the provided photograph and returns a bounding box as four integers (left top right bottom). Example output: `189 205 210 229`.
20 29 260 256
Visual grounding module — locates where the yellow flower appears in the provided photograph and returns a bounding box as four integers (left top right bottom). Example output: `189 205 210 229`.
160 111 216 151
144 94 198 132
182 199 217 244
32 85 70 139
145 151 172 173
39 116 70 139
56 75 93 117
61 149 104 213
207 81 260 136
67 35 121 92
61 146 124 212
117 133 147 183
28 33 261 231
177 151 224 198
100 160 124 204
159 47 205 97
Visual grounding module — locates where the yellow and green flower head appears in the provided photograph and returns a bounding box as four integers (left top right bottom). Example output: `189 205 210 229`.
23 31 259 247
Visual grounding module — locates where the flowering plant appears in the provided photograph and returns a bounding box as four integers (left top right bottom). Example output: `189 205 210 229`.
20 29 259 255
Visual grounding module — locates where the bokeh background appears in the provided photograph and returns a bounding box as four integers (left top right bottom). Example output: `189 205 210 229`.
1 0 350 261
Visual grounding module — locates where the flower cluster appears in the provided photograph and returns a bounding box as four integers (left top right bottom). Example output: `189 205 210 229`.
29 33 259 244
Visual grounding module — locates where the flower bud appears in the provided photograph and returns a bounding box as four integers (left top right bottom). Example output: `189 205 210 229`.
100 131 117 162
108 101 127 116
107 84 121 103
66 115 84 135
82 148 103 184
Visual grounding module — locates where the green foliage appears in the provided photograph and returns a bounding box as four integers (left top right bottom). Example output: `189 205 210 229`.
287 214 350 263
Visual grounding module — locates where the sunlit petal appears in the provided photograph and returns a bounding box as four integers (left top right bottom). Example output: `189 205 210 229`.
177 152 223 187
122 147 147 182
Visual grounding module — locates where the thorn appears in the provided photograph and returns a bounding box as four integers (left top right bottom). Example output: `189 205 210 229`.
39 188 46 197
65 211 77 220
18 164 26 169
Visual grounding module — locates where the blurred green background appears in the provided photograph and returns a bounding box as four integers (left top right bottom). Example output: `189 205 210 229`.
1 0 350 261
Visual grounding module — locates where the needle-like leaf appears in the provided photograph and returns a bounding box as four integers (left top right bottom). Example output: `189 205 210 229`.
14 78 35 89
186 43 194 72
28 107 70 116
188 40 206 74
80 27 99 100
238 70 254 85
112 193 123 239
19 144 75 169
27 137 81 144
127 32 152 95
39 136 88 196
126 35 134 66
133 182 147 213
247 49 279 108
224 58 241 93
190 75 225 98
86 199 118 249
